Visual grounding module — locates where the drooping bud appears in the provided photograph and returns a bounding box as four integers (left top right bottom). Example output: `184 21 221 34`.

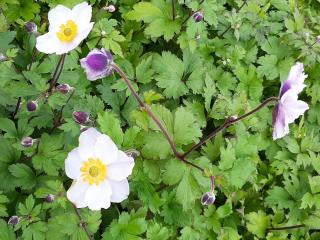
8 216 20 226
24 22 38 34
27 101 38 112
73 111 89 124
56 83 72 94
103 5 116 13
80 49 113 81
193 11 203 23
21 137 34 147
45 194 55 203
201 191 216 206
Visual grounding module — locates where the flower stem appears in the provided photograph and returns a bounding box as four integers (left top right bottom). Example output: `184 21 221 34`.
50 89 75 133
182 96 279 158
48 54 66 93
267 224 305 231
172 0 176 21
111 63 204 172
72 203 93 240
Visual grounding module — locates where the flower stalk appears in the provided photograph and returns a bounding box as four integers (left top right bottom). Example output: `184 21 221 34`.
111 63 204 172
182 96 279 158
72 203 93 240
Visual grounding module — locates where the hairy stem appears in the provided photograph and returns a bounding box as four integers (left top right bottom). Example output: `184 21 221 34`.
172 0 176 21
111 63 204 172
72 203 93 240
267 224 305 231
48 54 66 93
182 96 279 158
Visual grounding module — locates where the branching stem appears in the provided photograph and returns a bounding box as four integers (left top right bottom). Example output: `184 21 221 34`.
181 96 279 158
111 63 204 171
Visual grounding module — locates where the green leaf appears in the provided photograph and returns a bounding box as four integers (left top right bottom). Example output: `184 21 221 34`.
173 107 202 146
153 52 188 99
246 211 270 238
9 163 36 190
97 111 124 147
0 219 15 240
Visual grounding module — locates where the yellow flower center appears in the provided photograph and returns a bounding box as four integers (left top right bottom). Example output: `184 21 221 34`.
56 20 78 43
80 158 107 186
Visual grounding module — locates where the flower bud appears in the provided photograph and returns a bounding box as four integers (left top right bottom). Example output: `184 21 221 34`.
73 111 89 124
201 191 215 206
24 22 38 34
56 83 72 94
317 35 320 43
193 11 203 23
8 216 20 226
80 49 113 81
21 137 34 147
45 194 55 203
27 101 38 112
103 5 116 12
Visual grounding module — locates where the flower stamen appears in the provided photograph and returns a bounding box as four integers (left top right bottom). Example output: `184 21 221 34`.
56 20 78 43
80 158 106 185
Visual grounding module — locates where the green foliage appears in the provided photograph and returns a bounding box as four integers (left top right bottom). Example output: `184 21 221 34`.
0 0 320 239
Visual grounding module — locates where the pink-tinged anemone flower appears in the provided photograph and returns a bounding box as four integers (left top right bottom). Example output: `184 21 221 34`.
80 49 113 81
36 2 94 55
272 62 309 140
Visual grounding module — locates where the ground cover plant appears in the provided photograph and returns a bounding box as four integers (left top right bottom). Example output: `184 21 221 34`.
0 0 320 239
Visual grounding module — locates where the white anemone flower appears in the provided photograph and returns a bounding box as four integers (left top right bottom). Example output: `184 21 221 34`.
65 128 134 211
36 2 94 55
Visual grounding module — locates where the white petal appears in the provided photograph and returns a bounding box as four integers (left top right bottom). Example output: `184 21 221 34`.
272 105 289 140
65 148 82 180
72 2 92 30
48 5 72 32
84 181 112 211
285 62 307 94
107 151 134 181
94 134 118 165
109 179 130 203
36 33 61 54
281 90 309 124
67 180 89 208
79 128 101 148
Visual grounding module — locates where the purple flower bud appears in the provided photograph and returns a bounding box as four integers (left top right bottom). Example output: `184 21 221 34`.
201 191 215 206
45 194 55 203
8 216 20 226
104 5 116 12
193 11 203 23
21 137 34 147
56 84 72 94
24 22 38 34
27 101 38 112
73 111 89 124
80 49 113 81
317 36 320 43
